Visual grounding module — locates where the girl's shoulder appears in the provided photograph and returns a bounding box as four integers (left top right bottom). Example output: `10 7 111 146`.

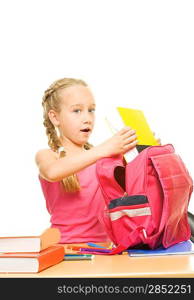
35 148 60 182
35 148 59 166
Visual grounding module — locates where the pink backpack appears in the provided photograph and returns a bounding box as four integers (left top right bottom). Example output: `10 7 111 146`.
96 144 193 254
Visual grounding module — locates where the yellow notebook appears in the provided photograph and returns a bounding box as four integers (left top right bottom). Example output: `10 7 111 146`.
116 107 159 146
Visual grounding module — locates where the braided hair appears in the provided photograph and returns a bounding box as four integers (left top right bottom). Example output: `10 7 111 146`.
41 78 93 192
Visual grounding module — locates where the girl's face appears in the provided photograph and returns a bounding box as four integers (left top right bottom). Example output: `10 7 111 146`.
51 85 96 148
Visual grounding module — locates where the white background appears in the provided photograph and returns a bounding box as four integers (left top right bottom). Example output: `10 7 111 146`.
0 0 193 235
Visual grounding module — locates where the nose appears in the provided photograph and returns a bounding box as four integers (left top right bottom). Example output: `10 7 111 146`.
82 110 94 124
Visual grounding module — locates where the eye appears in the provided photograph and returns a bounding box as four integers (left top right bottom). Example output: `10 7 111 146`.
73 109 81 113
89 108 95 113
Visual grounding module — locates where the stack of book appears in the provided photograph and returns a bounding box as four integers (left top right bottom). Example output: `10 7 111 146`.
0 228 64 273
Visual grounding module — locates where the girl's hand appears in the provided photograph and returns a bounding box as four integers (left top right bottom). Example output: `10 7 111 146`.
98 126 138 157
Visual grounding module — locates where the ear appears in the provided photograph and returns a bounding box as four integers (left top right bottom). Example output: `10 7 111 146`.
48 109 60 127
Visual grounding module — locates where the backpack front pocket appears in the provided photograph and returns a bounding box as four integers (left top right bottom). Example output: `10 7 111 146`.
107 194 154 248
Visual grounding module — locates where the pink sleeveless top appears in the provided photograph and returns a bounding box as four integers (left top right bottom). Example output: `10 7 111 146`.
38 162 109 243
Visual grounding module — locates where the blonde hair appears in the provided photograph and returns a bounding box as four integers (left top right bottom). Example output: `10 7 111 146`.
41 77 94 192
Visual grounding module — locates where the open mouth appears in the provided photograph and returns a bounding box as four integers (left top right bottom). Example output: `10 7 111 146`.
80 128 91 132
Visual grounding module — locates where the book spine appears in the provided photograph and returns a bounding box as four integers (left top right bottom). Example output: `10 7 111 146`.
38 246 65 272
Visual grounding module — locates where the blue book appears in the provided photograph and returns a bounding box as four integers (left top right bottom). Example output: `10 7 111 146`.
127 240 194 257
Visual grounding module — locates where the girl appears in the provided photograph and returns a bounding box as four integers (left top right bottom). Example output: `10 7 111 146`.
35 77 138 244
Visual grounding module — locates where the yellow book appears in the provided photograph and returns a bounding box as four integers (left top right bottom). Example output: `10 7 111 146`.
103 106 159 163
116 107 159 146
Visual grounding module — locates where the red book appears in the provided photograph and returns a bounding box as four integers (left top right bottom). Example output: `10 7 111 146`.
0 245 65 273
0 228 61 253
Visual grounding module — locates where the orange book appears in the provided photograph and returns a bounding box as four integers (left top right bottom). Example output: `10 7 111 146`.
0 245 65 273
0 228 61 253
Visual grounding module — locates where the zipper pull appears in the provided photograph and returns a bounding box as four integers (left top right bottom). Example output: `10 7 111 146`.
121 192 128 201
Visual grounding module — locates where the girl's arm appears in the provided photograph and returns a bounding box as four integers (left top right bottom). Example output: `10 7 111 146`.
35 126 138 182
35 146 104 182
